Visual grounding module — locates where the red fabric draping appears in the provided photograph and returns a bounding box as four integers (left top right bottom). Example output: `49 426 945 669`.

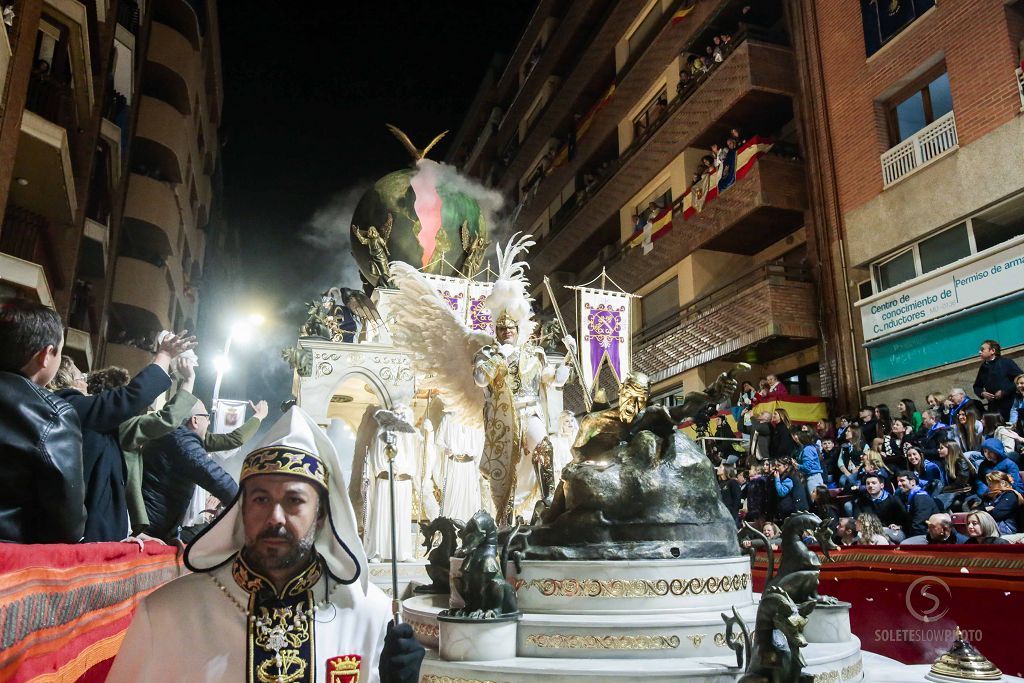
0 542 182 683
750 544 1024 676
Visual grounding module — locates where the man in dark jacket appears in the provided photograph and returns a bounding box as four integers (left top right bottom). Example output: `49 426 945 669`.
925 513 967 544
52 331 193 542
896 470 940 537
852 473 905 543
142 400 239 541
915 410 951 462
974 340 1023 421
0 298 85 543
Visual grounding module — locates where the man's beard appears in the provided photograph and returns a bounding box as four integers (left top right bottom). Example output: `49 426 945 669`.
245 521 318 575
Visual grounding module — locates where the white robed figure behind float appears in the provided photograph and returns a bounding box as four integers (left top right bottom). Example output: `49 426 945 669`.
549 410 579 484
389 235 572 523
434 410 484 523
364 404 417 562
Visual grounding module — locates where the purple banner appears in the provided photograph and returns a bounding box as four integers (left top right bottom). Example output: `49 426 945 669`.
585 304 624 380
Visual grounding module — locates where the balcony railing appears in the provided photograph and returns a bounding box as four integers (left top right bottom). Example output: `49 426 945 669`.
1017 67 1024 110
25 77 76 131
880 110 958 188
117 0 140 33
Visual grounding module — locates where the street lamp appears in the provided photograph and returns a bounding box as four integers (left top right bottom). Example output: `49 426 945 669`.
210 313 264 422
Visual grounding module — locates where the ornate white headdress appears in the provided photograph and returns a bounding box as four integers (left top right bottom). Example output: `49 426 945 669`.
484 233 536 344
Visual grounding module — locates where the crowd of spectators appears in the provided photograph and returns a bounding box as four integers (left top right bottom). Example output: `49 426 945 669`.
715 339 1024 548
0 297 269 546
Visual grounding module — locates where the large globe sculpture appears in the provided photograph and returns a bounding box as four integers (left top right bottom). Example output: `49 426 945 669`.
350 163 489 287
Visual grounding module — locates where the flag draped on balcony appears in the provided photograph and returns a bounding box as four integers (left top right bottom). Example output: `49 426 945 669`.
671 1 696 24
577 287 632 387
681 136 774 219
626 205 673 253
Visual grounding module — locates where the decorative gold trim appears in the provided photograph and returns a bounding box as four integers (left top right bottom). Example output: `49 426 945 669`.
409 620 439 639
525 633 680 650
421 677 503 683
812 658 863 683
369 565 427 578
686 633 705 648
514 573 749 598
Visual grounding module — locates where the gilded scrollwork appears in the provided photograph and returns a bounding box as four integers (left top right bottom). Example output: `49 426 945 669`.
408 620 440 639
514 573 749 598
525 633 680 650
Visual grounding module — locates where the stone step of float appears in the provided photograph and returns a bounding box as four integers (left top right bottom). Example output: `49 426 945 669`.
367 560 429 598
403 594 852 660
418 638 865 683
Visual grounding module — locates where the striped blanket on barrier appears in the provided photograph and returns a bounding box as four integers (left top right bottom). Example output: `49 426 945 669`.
0 543 182 682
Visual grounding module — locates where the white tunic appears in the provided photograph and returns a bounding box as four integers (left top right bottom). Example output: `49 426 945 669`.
363 429 418 561
106 561 391 683
435 416 484 524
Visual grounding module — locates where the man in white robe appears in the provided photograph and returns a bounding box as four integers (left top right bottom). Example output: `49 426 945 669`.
106 407 424 683
435 410 484 523
364 405 418 561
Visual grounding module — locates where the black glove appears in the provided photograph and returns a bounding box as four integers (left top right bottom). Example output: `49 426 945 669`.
379 621 425 683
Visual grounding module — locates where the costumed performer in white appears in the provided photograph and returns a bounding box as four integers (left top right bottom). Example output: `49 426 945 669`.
387 234 572 525
364 404 417 562
549 410 579 483
106 406 424 683
434 409 484 523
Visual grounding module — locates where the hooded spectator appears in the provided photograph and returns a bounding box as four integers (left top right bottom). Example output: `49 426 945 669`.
976 438 1024 496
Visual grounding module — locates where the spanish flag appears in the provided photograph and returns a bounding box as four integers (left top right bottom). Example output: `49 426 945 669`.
576 82 617 142
626 205 673 253
671 2 696 24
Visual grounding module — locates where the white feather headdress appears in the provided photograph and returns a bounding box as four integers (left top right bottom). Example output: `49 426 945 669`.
485 233 536 344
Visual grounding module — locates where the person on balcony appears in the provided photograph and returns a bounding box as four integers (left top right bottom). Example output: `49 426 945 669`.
0 298 84 544
764 373 788 400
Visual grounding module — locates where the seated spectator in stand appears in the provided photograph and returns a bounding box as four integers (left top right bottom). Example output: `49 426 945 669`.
875 404 894 440
918 409 952 462
924 513 967 545
836 517 858 546
858 406 878 442
896 470 940 538
141 401 239 542
981 470 1023 535
858 450 891 488
717 464 742 528
838 425 865 490
835 415 850 443
796 431 824 497
881 418 911 472
897 398 923 431
982 412 1024 462
936 441 976 512
764 374 788 400
974 340 1022 421
0 298 85 544
815 419 835 443
926 391 951 425
1011 374 1024 429
50 333 194 542
768 408 797 460
976 438 1024 496
811 485 840 538
949 387 982 426
821 437 841 486
852 473 905 543
906 446 943 497
855 513 891 545
772 459 808 522
964 510 1010 544
954 408 983 455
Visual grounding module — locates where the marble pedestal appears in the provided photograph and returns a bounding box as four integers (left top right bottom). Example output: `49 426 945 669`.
438 613 519 662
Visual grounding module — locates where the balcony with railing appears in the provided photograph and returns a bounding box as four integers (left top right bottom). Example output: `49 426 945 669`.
633 263 817 384
880 110 958 188
117 0 140 33
532 36 797 275
111 256 172 332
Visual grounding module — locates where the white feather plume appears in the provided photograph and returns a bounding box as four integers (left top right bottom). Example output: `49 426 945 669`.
485 233 537 342
388 261 491 428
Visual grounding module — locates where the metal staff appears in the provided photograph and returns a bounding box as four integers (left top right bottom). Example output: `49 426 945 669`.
542 275 593 412
373 408 417 622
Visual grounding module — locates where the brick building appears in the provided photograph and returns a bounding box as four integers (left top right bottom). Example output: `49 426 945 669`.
0 0 234 374
800 0 1024 410
447 0 849 409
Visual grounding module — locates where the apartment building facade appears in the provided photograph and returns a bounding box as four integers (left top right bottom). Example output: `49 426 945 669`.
805 0 1024 408
448 0 853 409
0 0 225 374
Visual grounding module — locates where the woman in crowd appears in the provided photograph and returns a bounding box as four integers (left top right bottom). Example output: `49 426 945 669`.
955 408 983 454
717 463 742 528
797 430 824 496
881 418 911 472
936 441 976 511
835 415 850 443
981 412 1023 462
815 419 835 443
762 521 782 546
736 381 757 422
838 425 865 490
874 404 894 440
964 510 1010 544
927 392 951 426
982 470 1023 534
906 445 943 496
858 449 892 488
897 399 923 431
855 513 891 545
769 408 798 460
1011 374 1024 433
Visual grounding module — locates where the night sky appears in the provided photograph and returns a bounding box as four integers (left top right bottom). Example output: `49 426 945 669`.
205 2 533 410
